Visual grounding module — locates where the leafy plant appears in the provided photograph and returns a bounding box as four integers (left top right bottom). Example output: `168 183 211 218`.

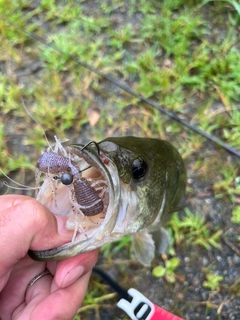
152 257 180 283
168 209 222 250
203 273 223 291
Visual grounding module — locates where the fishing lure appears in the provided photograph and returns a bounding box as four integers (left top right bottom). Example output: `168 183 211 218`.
36 149 106 217
35 136 109 241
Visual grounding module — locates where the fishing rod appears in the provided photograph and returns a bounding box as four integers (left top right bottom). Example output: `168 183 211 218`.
93 267 183 320
3 18 240 158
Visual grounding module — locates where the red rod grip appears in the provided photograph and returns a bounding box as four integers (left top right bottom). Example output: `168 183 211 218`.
117 288 184 320
151 304 183 320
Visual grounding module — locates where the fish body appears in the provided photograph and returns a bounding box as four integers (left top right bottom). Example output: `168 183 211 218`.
29 136 186 266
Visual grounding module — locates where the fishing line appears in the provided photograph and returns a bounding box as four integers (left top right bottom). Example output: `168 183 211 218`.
3 18 240 158
93 267 131 302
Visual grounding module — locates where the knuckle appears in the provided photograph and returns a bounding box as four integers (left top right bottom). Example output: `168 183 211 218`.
22 198 48 231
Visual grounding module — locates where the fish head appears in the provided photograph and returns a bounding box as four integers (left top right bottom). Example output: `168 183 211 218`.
99 137 186 232
29 136 186 263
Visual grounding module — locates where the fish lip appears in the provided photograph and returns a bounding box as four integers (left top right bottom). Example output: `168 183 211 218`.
29 143 121 261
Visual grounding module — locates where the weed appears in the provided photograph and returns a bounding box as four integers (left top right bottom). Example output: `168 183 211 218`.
231 206 240 224
101 235 132 262
203 272 223 291
0 75 24 114
213 164 240 202
168 208 222 250
222 110 240 148
228 278 240 296
152 257 180 283
202 0 240 16
109 25 136 49
75 278 117 319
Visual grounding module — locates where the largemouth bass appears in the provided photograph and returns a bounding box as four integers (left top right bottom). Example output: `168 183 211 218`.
28 136 186 266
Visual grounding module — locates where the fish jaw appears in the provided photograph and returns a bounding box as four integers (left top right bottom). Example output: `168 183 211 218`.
29 142 123 261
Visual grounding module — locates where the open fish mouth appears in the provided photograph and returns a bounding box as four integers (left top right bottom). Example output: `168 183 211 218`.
29 138 121 261
29 136 186 265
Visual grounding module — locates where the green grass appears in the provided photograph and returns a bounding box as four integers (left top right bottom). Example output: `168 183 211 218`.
168 208 222 251
0 0 240 318
231 206 240 224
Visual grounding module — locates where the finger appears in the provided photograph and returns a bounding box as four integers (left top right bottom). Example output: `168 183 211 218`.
13 271 92 320
0 257 46 318
11 267 53 320
0 195 30 211
0 195 73 275
50 249 98 288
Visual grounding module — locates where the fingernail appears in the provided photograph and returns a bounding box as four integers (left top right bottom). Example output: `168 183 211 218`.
61 266 85 288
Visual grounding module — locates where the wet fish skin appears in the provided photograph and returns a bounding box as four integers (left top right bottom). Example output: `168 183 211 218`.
29 136 186 265
99 137 186 228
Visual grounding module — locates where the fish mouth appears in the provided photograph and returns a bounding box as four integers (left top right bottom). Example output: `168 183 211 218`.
29 142 121 261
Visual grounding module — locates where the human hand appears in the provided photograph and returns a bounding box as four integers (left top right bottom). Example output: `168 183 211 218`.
0 195 98 320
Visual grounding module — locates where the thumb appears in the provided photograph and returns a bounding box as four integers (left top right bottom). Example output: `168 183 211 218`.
0 195 73 272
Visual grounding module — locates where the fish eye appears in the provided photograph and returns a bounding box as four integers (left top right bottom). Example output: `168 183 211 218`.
132 158 148 180
53 175 60 180
60 173 74 185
